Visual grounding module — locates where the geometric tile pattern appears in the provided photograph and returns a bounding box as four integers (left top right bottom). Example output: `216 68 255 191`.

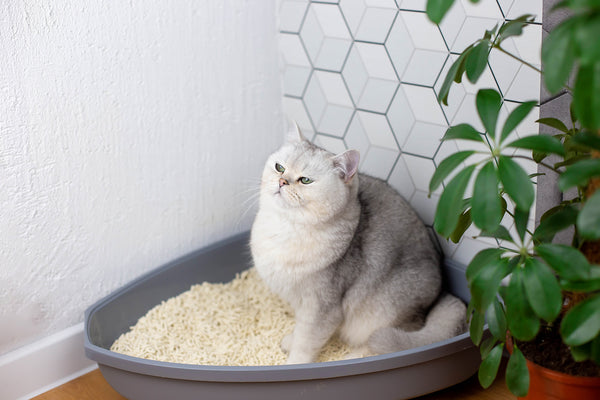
278 0 543 264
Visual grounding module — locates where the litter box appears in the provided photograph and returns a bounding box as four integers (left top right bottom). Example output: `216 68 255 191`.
84 232 484 400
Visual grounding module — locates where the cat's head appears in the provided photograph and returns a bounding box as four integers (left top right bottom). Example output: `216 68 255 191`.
259 123 360 222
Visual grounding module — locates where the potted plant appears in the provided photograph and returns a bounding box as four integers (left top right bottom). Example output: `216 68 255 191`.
425 0 600 398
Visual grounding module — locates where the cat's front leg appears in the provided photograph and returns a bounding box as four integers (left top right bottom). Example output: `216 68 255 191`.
285 303 342 364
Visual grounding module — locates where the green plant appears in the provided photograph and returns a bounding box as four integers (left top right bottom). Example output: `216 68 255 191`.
426 0 600 396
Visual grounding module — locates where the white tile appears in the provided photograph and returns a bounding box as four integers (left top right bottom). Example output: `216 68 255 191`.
510 24 542 68
403 121 445 158
402 84 447 125
366 0 397 7
398 0 426 11
385 14 414 79
387 85 415 147
451 16 502 53
279 0 309 33
461 64 498 95
301 4 352 71
316 37 352 71
402 49 448 87
342 45 369 105
339 0 365 36
357 110 398 150
439 1 466 50
319 104 354 136
355 7 397 43
316 71 354 106
452 237 492 266
388 154 417 200
403 153 436 192
459 0 503 19
312 3 352 38
283 65 312 96
318 0 340 3
361 146 399 179
504 64 540 103
300 7 325 62
345 114 371 162
451 93 485 131
280 33 311 66
505 0 542 23
354 42 397 80
357 78 398 113
488 44 521 96
401 11 447 51
410 190 439 226
496 0 514 17
303 73 327 126
282 97 314 134
314 134 347 154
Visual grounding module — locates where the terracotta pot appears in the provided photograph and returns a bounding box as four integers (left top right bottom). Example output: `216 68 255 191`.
519 356 600 400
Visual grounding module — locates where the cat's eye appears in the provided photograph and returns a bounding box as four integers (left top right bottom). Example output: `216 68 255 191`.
299 177 314 185
275 163 285 173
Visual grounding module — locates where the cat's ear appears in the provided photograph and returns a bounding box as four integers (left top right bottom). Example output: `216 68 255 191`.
333 150 360 184
286 120 308 143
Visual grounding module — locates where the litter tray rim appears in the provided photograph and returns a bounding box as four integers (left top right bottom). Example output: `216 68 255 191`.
84 232 481 383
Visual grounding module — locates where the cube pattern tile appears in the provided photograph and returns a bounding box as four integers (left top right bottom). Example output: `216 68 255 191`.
278 0 543 264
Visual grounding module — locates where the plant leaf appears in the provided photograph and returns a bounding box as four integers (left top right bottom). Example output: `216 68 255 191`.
577 190 600 239
514 207 529 242
442 124 485 142
500 101 537 143
558 159 600 191
536 117 569 133
470 257 511 313
560 278 600 292
533 205 578 242
466 248 506 283
498 156 534 210
486 298 507 342
591 334 600 364
480 225 513 242
478 343 504 389
429 150 476 193
434 165 477 237
571 131 600 151
506 134 565 156
437 49 472 105
536 243 591 281
466 40 490 83
476 89 502 139
573 61 600 130
470 309 485 346
426 0 455 24
506 345 530 397
497 14 535 43
471 161 502 232
575 13 600 65
561 294 600 346
450 208 472 243
506 267 540 341
542 18 576 94
522 258 562 323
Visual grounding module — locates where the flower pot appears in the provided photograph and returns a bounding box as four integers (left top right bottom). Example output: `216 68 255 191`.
520 356 600 400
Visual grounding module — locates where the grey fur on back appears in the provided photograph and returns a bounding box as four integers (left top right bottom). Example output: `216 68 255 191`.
250 130 466 364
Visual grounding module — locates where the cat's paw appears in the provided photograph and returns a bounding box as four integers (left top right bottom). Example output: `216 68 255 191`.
281 332 293 354
285 351 314 365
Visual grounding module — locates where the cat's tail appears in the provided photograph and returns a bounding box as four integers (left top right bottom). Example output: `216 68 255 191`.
368 293 467 354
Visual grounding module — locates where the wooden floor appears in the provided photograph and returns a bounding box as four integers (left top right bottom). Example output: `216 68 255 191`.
33 363 514 400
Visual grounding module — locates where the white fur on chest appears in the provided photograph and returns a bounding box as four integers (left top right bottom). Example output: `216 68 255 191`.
250 209 350 305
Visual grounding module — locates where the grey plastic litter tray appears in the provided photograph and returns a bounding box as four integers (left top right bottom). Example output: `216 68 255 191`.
85 232 482 400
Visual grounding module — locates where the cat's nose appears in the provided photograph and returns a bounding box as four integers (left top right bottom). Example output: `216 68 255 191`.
279 178 289 187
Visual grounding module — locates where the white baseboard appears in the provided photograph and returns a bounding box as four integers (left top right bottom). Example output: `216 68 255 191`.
0 323 97 400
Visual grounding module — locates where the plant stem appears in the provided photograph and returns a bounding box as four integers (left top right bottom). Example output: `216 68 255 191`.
510 154 560 174
495 46 542 74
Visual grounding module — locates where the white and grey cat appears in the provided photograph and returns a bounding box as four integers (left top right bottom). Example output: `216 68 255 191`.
250 124 466 364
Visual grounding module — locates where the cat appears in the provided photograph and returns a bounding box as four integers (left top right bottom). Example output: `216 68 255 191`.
250 123 467 364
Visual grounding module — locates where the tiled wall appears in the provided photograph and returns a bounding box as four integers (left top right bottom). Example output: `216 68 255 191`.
278 0 543 265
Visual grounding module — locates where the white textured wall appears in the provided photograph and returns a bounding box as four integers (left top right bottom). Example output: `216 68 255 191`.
0 1 282 355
